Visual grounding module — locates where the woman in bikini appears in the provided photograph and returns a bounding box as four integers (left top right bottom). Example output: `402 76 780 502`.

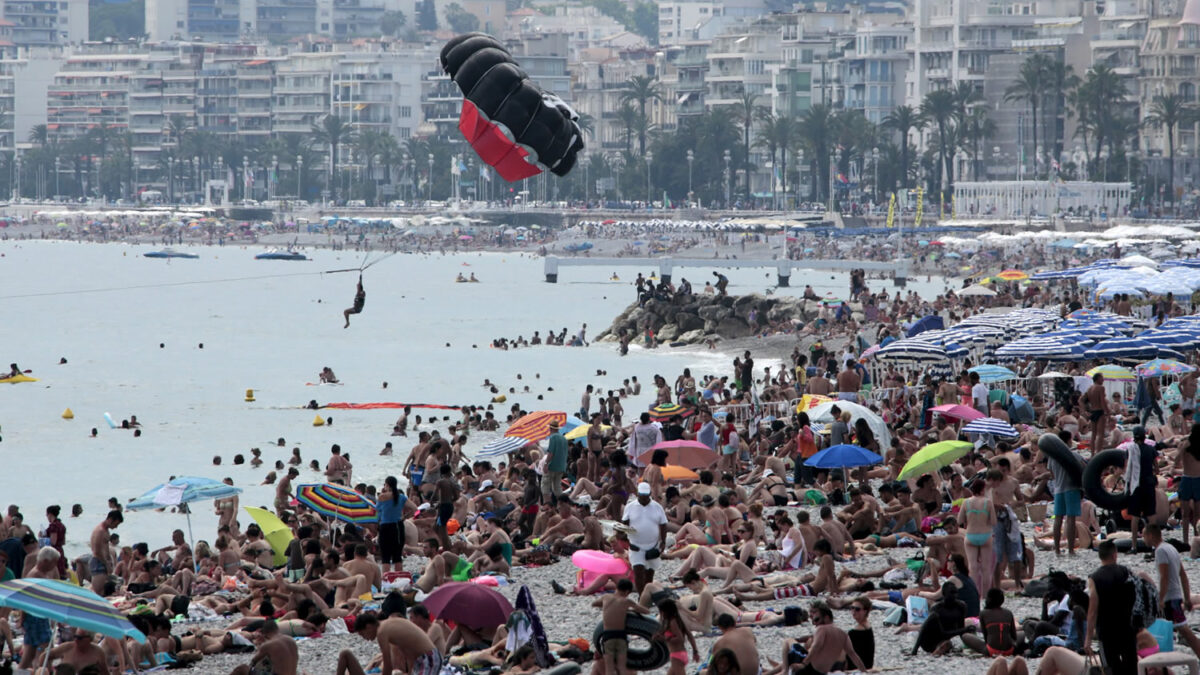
962 478 996 596
655 599 699 675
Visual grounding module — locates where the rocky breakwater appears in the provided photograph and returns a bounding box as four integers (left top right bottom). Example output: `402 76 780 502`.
596 293 814 344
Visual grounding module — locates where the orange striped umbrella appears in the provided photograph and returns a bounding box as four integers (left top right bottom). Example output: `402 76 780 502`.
504 410 567 443
995 269 1029 281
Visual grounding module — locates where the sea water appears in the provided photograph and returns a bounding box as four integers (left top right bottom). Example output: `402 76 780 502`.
0 240 949 553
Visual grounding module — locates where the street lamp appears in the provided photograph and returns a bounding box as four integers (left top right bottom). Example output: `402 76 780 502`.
193 156 199 199
723 149 731 208
829 148 841 213
992 146 1001 181
13 152 20 200
686 149 694 202
797 148 805 205
427 153 434 202
645 150 654 207
373 154 381 205
1100 146 1110 183
242 155 249 201
167 154 174 204
270 155 278 200
296 155 304 201
54 156 59 199
871 146 879 209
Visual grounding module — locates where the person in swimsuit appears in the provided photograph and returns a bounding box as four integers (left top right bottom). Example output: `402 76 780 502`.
655 599 699 675
1174 422 1200 543
1084 373 1108 452
962 479 995 596
962 588 1024 659
343 274 365 328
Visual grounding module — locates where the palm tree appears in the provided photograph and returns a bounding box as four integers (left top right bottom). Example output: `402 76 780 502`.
1044 59 1078 159
619 76 661 154
920 89 957 196
28 124 48 146
952 81 981 125
616 103 640 155
735 89 762 198
882 105 923 190
1005 53 1051 176
754 112 801 208
1145 94 1194 211
576 112 595 141
798 103 834 203
1075 65 1128 176
311 114 354 202
962 107 997 181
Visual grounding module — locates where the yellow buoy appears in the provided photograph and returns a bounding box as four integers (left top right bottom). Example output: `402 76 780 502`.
313 414 325 427
492 394 507 403
245 388 256 402
62 408 74 419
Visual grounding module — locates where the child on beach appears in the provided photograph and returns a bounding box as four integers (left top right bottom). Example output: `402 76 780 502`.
594 578 650 675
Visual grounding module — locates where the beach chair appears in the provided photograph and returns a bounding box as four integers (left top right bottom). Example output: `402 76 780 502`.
1137 652 1200 675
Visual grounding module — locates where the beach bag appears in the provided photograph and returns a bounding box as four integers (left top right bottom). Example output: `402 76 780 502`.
804 489 827 505
905 596 930 625
1130 571 1159 628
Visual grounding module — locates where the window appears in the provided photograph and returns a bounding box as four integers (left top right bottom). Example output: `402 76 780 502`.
399 105 411 117
399 127 410 138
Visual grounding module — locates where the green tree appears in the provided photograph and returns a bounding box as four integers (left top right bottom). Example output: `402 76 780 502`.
616 103 640 154
920 88 958 197
1005 53 1052 176
630 1 658 44
90 0 145 40
619 76 662 155
798 103 834 203
755 113 801 208
311 115 354 202
1073 64 1128 177
445 3 479 32
734 88 762 198
882 105 922 190
380 10 407 36
1044 58 1078 159
416 0 437 31
1145 93 1194 210
962 107 997 181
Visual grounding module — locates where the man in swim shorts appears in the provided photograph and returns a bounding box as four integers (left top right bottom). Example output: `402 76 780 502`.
89 509 122 595
343 274 365 328
342 614 441 675
1085 373 1108 452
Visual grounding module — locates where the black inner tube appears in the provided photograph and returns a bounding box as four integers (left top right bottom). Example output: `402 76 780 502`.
1080 449 1130 511
592 614 669 670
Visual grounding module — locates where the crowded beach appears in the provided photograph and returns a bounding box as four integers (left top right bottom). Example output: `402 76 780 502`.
8 232 1200 675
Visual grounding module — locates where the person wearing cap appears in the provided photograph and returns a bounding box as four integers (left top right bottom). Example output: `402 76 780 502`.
622 482 668 593
542 420 568 507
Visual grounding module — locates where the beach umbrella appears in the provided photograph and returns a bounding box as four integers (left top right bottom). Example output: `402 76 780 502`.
243 506 292 567
1037 371 1072 379
638 439 718 469
126 476 242 570
796 394 834 412
1136 358 1196 377
422 582 513 628
1139 329 1200 350
564 423 610 441
959 285 997 297
561 416 588 434
906 315 945 338
930 404 984 422
1086 365 1136 381
968 364 1017 383
504 410 568 443
995 269 1029 281
648 403 688 421
661 465 700 482
295 483 377 525
804 444 883 469
0 579 146 642
859 344 881 361
961 417 1020 438
1083 337 1159 361
876 339 951 364
898 440 973 480
807 401 892 449
477 436 530 459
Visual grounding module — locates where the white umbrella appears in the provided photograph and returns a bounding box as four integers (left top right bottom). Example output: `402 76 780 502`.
960 285 997 297
807 401 892 450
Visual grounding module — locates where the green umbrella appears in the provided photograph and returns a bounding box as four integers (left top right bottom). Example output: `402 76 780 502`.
897 440 973 480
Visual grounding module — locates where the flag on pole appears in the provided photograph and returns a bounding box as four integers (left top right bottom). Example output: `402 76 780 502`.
914 187 924 228
886 192 896 227
450 156 461 176
479 165 490 182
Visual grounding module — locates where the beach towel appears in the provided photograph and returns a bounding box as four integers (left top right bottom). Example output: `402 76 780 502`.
514 584 554 667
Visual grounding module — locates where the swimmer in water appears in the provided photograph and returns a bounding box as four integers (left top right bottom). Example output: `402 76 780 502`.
456 273 467 282
470 273 478 282
320 367 339 384
343 274 365 328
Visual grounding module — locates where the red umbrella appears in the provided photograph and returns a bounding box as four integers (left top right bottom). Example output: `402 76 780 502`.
422 582 513 628
504 410 567 443
930 404 984 422
636 439 718 469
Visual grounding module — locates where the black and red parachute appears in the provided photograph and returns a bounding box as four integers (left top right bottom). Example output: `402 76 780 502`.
440 33 584 182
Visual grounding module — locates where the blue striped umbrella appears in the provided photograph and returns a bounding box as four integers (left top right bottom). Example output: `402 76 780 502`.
1082 336 1160 361
126 476 241 510
476 435 531 459
0 578 146 642
876 340 950 363
804 444 883 469
961 417 1019 438
968 364 1017 383
1139 329 1200 350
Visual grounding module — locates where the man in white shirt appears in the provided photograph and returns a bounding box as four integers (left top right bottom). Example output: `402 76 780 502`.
622 482 668 593
628 412 663 464
969 372 989 417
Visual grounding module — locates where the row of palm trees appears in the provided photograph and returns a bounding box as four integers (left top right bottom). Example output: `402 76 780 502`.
15 114 471 204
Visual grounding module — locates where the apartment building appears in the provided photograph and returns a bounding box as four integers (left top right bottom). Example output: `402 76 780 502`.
841 23 908 123
2 0 86 47
658 0 722 43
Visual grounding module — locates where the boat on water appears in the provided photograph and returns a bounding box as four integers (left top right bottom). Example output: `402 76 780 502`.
0 374 37 384
256 249 309 261
144 249 199 259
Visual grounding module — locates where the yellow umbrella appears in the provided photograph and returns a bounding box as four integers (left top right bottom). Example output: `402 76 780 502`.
661 465 699 482
243 506 292 567
1086 365 1135 381
565 423 610 440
